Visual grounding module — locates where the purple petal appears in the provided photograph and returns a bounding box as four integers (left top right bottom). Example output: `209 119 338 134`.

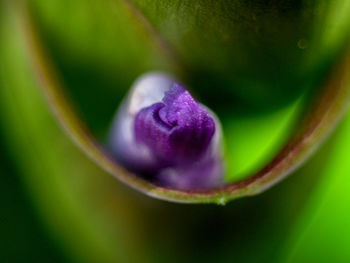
134 84 215 166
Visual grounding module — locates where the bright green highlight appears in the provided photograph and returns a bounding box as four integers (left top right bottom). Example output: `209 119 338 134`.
224 98 303 182
279 111 350 263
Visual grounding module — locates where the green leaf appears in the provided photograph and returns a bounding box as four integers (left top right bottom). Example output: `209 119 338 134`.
9 1 350 204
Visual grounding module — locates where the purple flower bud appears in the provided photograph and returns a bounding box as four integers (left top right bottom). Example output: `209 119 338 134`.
108 73 224 190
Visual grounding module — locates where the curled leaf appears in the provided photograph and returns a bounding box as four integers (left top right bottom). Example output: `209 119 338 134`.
14 1 350 204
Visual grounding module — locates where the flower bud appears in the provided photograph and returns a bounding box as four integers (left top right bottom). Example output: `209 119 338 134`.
109 73 224 190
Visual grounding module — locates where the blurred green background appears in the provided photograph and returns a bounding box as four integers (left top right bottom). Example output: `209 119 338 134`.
1 0 350 262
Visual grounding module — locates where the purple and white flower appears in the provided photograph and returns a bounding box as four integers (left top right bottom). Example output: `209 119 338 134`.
109 72 224 190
